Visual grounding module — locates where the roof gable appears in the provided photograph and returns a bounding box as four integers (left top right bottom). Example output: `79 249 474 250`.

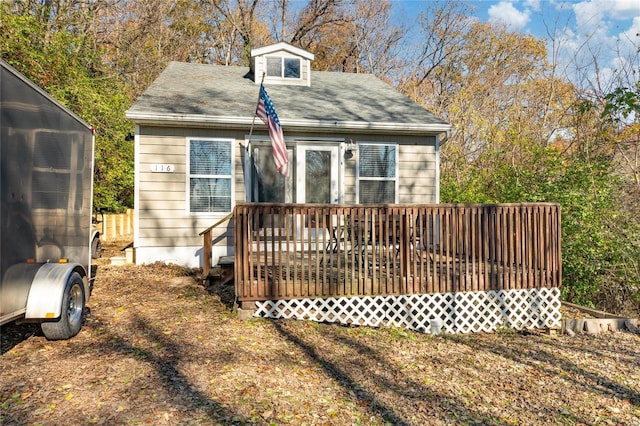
251 42 314 60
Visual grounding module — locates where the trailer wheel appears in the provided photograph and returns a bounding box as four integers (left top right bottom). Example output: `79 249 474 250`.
41 272 85 340
91 235 102 259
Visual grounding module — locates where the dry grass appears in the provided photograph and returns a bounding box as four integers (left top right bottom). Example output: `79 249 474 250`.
1 238 639 425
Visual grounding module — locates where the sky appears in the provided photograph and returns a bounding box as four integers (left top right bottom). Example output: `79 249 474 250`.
397 0 640 89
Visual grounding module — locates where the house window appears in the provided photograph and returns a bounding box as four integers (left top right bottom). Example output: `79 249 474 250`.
189 139 233 213
266 57 301 79
357 143 398 204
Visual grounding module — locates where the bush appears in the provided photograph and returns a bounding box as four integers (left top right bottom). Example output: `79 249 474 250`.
441 146 640 315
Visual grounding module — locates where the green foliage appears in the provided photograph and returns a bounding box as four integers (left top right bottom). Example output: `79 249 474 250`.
441 144 640 313
602 83 640 124
0 4 134 212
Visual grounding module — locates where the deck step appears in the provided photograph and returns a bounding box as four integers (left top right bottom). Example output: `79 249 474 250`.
206 256 234 286
218 255 235 265
110 256 128 266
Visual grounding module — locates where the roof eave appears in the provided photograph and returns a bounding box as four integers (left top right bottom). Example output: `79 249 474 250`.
251 42 315 60
125 112 452 135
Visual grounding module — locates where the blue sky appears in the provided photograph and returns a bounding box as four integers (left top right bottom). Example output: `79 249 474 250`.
396 0 640 88
397 0 639 41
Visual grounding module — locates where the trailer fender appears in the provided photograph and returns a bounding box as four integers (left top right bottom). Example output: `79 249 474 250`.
0 263 43 325
25 263 87 321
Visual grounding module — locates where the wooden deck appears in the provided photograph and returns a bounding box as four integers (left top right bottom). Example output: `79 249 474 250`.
240 250 552 301
229 203 562 303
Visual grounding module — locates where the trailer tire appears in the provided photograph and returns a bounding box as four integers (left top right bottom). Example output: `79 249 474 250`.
91 235 102 259
41 272 85 340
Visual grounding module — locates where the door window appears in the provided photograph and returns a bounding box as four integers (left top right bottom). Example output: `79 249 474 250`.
304 150 332 203
250 144 293 203
296 145 339 204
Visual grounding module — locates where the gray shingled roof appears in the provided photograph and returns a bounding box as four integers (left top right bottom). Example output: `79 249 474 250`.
126 62 450 134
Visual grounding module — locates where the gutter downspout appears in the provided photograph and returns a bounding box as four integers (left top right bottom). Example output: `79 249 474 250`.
435 130 450 204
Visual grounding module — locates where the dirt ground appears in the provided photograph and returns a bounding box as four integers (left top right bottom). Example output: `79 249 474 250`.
1 238 639 425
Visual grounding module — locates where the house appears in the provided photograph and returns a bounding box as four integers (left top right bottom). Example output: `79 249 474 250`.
126 43 562 335
126 42 451 268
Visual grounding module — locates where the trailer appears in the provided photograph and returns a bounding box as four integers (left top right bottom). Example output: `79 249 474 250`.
0 59 95 340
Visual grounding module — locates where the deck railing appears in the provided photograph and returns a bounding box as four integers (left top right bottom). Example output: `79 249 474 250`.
199 212 234 277
233 203 561 302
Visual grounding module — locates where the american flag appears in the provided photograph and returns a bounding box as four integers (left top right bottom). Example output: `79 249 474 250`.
256 84 288 176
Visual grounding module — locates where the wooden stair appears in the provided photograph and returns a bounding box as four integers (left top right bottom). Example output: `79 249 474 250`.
206 255 234 286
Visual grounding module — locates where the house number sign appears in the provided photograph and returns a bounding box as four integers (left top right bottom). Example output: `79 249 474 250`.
150 164 175 173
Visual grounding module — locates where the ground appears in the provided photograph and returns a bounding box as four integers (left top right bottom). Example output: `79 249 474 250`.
1 238 639 425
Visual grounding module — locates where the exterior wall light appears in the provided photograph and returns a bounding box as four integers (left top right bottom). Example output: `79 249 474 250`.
344 139 357 160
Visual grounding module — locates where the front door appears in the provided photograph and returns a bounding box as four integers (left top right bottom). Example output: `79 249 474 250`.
246 142 342 248
295 144 341 249
295 144 340 204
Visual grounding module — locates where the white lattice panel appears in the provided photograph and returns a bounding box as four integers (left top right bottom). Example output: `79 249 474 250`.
254 288 562 334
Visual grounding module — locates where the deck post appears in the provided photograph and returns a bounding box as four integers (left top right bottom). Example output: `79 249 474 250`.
202 228 212 277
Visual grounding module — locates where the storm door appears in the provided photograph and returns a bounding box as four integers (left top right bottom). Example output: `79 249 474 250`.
296 144 340 250
295 145 340 204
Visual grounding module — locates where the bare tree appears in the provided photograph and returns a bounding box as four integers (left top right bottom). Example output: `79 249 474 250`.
402 14 576 185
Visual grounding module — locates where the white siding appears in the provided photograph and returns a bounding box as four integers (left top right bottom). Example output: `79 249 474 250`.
134 127 244 266
134 127 439 267
398 142 437 203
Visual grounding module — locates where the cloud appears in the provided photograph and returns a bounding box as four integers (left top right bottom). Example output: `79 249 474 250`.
572 1 605 33
570 1 639 68
523 0 542 12
555 1 638 91
619 16 640 45
616 16 640 68
573 0 640 31
488 1 531 31
607 0 640 20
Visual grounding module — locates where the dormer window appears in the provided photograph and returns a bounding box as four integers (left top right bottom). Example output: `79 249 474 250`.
251 42 314 86
267 57 301 79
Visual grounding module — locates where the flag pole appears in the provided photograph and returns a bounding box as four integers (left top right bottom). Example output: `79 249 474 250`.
245 73 266 203
246 72 266 153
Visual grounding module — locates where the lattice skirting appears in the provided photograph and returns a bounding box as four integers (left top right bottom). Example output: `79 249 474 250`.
254 287 562 334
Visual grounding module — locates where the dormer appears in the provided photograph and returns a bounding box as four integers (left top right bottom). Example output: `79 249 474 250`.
250 42 314 87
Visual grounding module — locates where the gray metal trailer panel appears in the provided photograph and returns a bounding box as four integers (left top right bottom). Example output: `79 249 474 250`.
0 59 94 329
